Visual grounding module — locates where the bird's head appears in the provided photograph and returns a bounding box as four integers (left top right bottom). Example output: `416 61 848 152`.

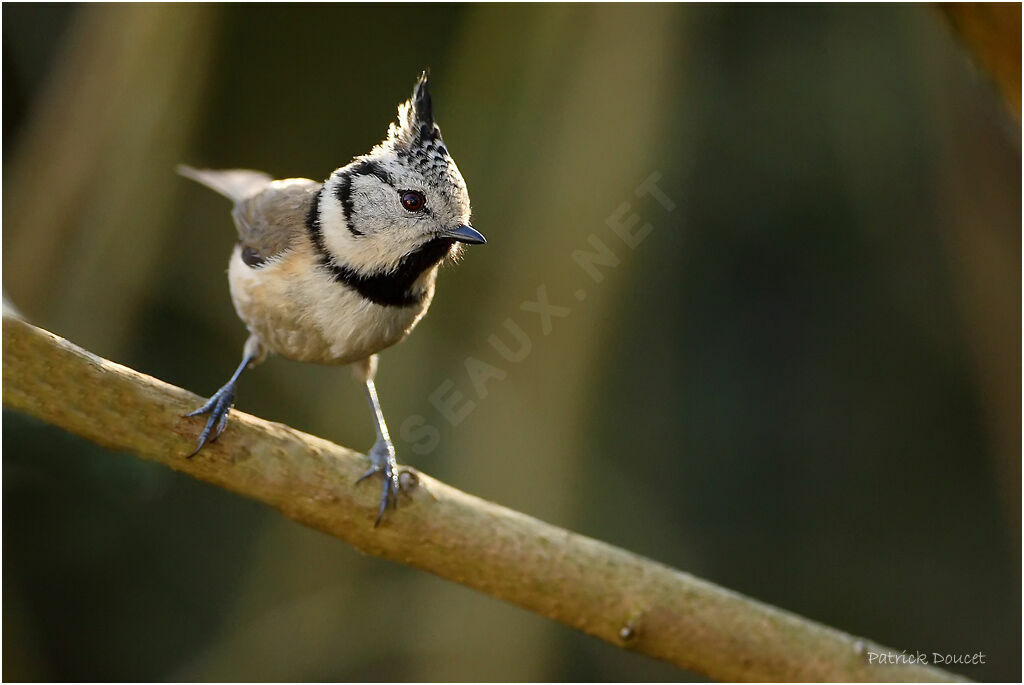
316 72 483 276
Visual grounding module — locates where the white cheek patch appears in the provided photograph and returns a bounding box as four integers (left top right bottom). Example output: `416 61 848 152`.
319 182 432 276
318 187 348 235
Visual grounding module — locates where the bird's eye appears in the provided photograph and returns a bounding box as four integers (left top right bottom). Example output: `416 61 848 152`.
400 191 425 212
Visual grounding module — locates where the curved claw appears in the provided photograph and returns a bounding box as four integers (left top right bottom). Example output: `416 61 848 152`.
358 440 403 526
211 402 232 442
185 385 236 457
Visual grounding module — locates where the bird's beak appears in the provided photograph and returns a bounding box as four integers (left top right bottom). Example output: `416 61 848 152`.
444 224 487 245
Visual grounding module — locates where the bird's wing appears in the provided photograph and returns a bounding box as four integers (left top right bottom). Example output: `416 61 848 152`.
232 178 322 262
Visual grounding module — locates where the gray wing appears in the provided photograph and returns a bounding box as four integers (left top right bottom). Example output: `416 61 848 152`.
231 178 322 262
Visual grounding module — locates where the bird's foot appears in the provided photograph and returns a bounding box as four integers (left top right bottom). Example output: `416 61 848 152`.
184 381 237 457
356 438 403 526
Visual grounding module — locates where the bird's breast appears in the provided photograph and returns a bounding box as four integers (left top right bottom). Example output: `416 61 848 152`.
227 244 436 365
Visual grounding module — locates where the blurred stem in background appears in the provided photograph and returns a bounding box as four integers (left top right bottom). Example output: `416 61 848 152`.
3 4 220 359
938 3 1021 120
931 3 1022 548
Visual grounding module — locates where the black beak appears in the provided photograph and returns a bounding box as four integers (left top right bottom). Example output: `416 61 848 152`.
444 224 487 245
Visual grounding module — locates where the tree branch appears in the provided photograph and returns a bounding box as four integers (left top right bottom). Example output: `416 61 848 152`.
2 315 964 682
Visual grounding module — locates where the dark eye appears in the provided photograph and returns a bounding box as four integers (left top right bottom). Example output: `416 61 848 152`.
400 191 425 212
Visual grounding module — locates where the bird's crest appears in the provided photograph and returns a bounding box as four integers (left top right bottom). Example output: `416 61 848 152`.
369 70 464 197
386 71 439 150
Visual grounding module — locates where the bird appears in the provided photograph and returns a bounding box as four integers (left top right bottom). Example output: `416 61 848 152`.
178 72 485 524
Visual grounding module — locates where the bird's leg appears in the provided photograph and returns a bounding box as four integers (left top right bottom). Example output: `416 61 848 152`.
353 355 401 525
186 336 264 457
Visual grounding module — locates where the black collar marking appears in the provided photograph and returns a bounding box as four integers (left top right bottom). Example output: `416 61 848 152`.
306 187 453 308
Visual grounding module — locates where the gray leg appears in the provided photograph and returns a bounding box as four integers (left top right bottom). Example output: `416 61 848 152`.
353 355 401 525
186 336 264 457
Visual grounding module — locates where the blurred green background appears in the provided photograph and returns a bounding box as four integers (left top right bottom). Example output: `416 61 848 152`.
3 3 1020 682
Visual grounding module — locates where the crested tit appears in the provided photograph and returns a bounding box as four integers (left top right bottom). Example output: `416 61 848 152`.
179 72 485 524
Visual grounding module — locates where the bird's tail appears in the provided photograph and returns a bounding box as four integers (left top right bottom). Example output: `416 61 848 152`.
177 164 273 203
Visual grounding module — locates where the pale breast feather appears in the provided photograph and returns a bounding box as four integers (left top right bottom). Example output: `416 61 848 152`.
232 179 322 266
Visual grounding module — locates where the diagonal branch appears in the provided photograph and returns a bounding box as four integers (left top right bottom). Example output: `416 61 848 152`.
2 315 964 683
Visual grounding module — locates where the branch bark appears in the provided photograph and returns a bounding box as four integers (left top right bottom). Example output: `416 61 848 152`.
2 315 964 683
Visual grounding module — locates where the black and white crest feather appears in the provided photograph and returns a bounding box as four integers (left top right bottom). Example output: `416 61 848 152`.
411 71 434 133
369 71 463 195
389 71 438 147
